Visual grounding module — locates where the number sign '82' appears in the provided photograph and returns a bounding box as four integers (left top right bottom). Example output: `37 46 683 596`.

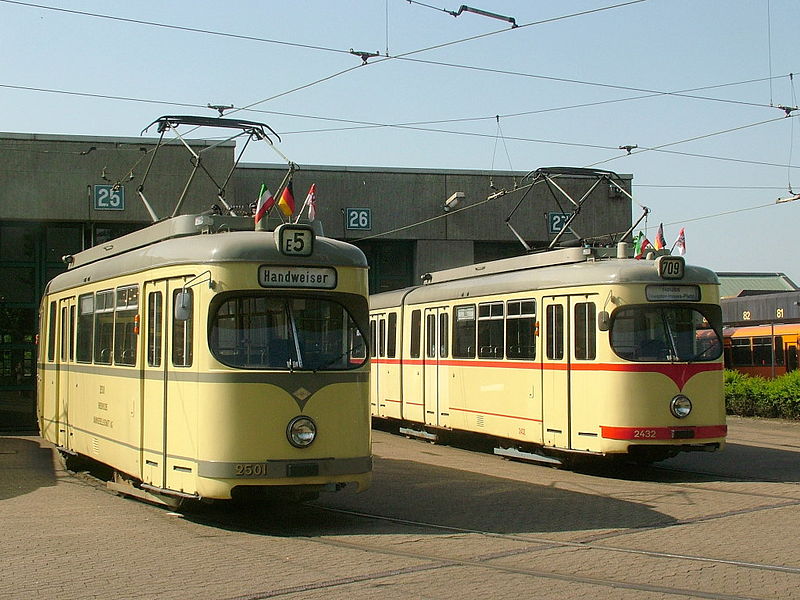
274 224 314 257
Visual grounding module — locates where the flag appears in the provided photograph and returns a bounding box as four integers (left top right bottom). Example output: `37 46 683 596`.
634 231 652 259
673 227 686 256
254 183 274 224
654 223 666 250
305 183 317 221
277 181 295 217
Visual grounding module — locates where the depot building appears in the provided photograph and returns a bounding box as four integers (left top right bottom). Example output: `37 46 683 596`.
0 130 633 431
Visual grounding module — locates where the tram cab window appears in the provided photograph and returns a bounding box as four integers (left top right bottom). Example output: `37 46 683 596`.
209 295 367 371
46 302 57 362
506 300 536 360
610 305 722 362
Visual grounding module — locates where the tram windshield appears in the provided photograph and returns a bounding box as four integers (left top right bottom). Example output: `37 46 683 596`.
610 305 722 362
210 295 367 371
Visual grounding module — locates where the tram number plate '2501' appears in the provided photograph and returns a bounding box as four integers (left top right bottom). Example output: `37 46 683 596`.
234 463 269 477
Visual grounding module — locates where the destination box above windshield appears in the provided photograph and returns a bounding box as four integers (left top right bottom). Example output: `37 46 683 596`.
258 266 337 289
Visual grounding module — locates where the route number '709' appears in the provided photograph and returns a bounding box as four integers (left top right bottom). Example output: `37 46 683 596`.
274 223 314 257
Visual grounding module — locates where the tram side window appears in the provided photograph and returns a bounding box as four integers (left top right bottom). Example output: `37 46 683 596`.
76 293 94 363
478 302 503 358
453 304 476 359
47 302 57 362
506 300 536 360
369 319 377 358
775 336 785 366
574 302 597 360
410 310 422 358
439 312 449 358
172 288 193 367
93 290 114 365
546 304 564 360
426 313 436 358
114 285 138 366
379 319 387 357
387 313 398 358
730 338 752 366
60 306 69 362
147 291 163 367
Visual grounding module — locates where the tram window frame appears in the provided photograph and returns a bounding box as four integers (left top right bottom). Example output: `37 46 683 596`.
147 291 163 367
379 318 387 357
730 338 753 366
453 304 476 359
426 312 436 358
410 309 422 358
574 301 597 360
369 319 377 358
387 313 398 358
93 290 114 365
172 288 193 368
114 285 139 366
546 304 565 360
60 306 69 362
69 305 75 361
478 302 504 359
752 336 773 367
439 312 449 358
506 299 536 360
47 302 57 362
76 293 94 363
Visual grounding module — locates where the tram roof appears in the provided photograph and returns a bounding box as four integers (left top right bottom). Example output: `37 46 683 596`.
46 217 367 294
371 249 719 308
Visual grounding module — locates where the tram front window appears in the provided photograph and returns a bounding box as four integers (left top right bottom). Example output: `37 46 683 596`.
210 295 367 371
610 305 722 362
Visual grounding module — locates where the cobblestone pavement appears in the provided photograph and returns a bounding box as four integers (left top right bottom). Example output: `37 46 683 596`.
2 416 799 599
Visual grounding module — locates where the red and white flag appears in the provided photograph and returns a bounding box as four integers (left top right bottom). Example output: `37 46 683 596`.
673 228 686 256
305 183 317 221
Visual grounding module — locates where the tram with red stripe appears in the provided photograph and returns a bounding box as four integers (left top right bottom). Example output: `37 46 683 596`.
369 245 726 464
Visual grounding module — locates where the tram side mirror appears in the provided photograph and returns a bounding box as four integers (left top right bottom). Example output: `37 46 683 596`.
598 311 610 331
174 291 192 322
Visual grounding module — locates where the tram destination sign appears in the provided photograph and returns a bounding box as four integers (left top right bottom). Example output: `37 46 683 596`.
259 266 337 289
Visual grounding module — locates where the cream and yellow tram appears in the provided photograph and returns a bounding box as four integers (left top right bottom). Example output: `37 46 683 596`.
38 216 371 503
370 246 726 464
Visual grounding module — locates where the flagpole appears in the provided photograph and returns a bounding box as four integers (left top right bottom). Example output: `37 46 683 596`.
269 164 297 225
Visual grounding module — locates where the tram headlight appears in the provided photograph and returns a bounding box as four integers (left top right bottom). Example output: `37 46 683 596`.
287 416 317 448
670 395 692 419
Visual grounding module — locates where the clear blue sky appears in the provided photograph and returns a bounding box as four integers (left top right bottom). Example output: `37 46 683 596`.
2 0 799 282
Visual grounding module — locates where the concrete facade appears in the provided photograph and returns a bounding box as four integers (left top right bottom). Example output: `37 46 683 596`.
0 130 633 432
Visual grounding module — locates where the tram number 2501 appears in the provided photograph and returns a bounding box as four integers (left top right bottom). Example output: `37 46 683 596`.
234 463 269 477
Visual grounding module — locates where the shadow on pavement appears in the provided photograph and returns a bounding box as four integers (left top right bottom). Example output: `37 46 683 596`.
0 437 57 500
181 455 677 537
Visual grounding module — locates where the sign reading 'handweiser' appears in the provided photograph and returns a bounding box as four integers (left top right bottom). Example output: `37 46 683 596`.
258 266 337 289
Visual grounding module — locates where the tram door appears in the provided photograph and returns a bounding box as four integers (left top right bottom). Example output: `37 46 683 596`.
423 307 450 428
142 280 168 488
57 298 75 450
542 297 570 449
